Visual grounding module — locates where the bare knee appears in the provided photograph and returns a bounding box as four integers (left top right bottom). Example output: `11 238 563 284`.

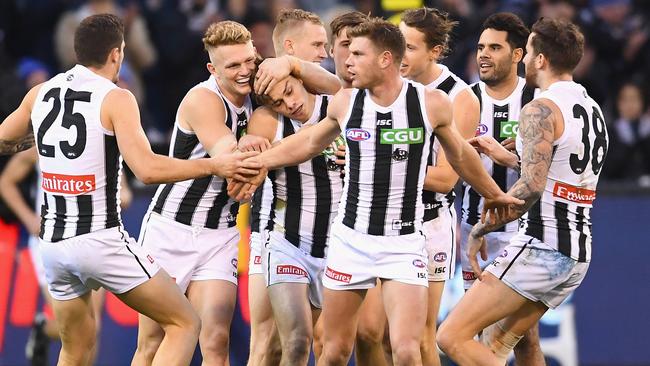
134 333 163 364
436 322 459 357
199 325 230 358
322 339 355 366
356 322 384 348
391 339 421 366
282 333 312 362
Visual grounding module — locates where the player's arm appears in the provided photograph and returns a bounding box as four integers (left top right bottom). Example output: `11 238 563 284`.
0 148 40 235
105 88 260 184
0 85 41 155
468 135 519 171
178 87 241 158
256 88 348 170
427 88 513 203
424 89 480 193
254 55 341 96
238 106 278 152
470 99 557 236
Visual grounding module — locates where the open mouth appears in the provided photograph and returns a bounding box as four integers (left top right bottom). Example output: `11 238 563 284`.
479 62 493 71
236 76 250 86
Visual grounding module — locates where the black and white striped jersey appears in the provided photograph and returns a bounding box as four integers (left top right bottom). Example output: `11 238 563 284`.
422 65 469 222
148 76 251 229
339 79 434 236
461 77 536 231
271 95 344 258
31 65 122 242
517 81 608 263
250 178 275 234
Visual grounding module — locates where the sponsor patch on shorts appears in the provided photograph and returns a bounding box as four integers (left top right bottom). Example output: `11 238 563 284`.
325 267 352 283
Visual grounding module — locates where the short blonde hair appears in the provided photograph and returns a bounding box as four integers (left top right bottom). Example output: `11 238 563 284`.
203 21 251 51
272 9 323 55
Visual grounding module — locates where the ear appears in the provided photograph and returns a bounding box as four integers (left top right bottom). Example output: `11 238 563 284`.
378 50 393 69
536 53 546 70
206 62 217 77
109 47 121 64
430 45 443 61
329 46 334 58
512 48 524 63
284 39 295 55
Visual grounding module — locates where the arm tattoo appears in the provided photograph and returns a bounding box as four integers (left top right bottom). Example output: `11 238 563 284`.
472 101 554 237
0 132 35 155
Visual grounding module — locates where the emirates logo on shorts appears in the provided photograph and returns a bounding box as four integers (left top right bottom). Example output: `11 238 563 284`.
325 267 352 283
434 252 447 263
462 271 476 281
147 255 155 264
277 265 307 277
254 256 262 265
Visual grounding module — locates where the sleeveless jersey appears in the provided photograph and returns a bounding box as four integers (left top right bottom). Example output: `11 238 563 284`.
462 77 536 231
339 79 434 236
31 65 121 242
422 65 469 222
517 81 608 262
270 95 344 258
149 76 250 229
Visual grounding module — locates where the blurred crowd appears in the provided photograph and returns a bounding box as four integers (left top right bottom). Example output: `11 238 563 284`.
1 0 650 182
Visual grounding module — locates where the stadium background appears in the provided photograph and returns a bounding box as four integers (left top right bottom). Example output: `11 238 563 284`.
1 0 649 365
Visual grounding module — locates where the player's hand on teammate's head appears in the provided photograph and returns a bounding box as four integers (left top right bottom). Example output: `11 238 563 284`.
238 134 272 152
211 149 262 181
467 226 488 281
254 56 293 95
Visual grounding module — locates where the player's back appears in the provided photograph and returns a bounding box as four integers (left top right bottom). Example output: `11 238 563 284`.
517 81 609 262
31 64 121 242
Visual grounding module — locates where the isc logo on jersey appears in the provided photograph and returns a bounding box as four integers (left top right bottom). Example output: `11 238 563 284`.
500 121 519 138
380 128 423 144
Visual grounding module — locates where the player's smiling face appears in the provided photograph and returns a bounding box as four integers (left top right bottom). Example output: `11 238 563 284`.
209 41 256 98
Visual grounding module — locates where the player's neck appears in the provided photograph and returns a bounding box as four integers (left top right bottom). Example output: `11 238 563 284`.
414 62 442 86
216 80 246 107
485 72 519 100
86 65 116 83
368 72 403 107
539 72 573 91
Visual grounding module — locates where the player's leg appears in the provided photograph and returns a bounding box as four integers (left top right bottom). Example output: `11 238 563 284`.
312 311 324 362
51 292 97 366
421 208 456 366
382 280 428 366
421 281 444 366
268 282 314 366
317 288 366 366
248 273 280 366
131 313 165 366
354 283 388 366
87 288 106 366
119 269 201 366
513 322 545 366
186 279 237 365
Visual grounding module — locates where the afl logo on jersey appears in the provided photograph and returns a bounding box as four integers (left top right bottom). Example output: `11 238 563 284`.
66 74 74 81
346 128 370 141
476 124 488 136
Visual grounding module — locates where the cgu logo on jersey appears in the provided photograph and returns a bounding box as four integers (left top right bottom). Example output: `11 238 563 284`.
475 124 488 136
380 128 423 144
500 121 519 138
41 172 96 195
346 128 371 141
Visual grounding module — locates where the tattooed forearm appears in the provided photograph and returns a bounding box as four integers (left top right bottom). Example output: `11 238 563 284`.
471 101 555 237
0 133 35 155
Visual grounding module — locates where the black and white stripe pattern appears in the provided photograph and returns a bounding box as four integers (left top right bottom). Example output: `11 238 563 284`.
421 65 470 222
149 76 251 229
270 96 342 258
34 65 123 242
516 81 607 263
340 80 433 236
461 78 535 231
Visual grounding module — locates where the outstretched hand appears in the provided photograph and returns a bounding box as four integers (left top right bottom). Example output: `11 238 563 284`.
210 142 263 181
469 135 518 169
238 134 272 152
481 193 524 224
226 156 268 201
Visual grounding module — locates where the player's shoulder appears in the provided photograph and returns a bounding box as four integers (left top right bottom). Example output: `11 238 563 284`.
104 87 137 106
424 87 452 107
251 105 278 121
